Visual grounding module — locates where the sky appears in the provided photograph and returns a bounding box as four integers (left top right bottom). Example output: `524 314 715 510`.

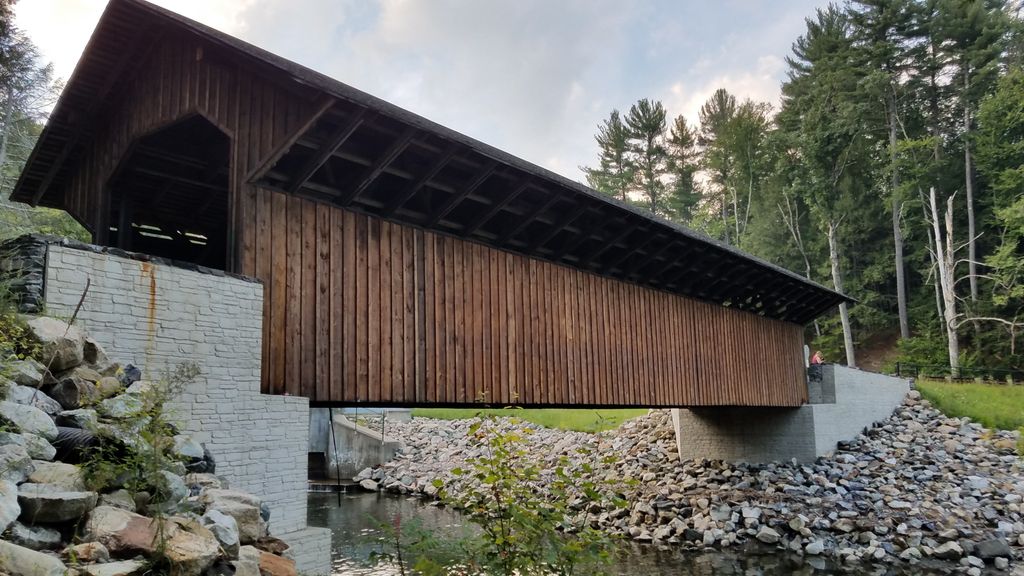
15 0 826 183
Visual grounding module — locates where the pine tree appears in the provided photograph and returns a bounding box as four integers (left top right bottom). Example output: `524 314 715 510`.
697 88 738 243
665 115 700 224
582 110 634 203
623 99 669 215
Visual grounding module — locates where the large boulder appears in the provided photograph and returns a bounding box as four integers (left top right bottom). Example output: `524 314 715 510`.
0 539 67 576
98 489 136 512
200 490 265 544
97 393 144 419
27 460 85 490
0 480 20 533
84 505 163 556
0 401 58 440
25 316 85 372
258 551 297 576
201 508 240 558
81 559 146 576
44 376 99 410
0 432 55 462
82 337 110 370
0 444 35 483
6 521 62 550
8 359 46 387
17 483 98 523
95 376 123 400
56 408 98 429
233 546 262 576
6 384 62 416
163 517 220 576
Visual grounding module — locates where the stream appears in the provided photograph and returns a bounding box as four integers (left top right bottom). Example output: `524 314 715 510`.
306 492 961 575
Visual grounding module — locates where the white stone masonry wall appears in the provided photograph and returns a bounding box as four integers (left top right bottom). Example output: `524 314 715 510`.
42 244 330 573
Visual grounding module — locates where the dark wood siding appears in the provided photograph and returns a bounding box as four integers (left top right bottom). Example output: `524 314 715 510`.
53 33 808 408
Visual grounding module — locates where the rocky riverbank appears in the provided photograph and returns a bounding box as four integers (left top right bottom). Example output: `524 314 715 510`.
0 316 298 576
358 395 1023 574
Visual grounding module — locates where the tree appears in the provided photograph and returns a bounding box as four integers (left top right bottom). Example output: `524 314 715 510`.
698 88 738 243
665 115 700 223
780 6 869 367
623 99 669 215
582 110 634 203
726 99 772 246
0 0 85 241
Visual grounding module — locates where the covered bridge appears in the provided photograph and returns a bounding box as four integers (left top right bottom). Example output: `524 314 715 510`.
10 0 847 408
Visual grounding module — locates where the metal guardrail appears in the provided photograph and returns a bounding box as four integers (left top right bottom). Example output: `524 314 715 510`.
895 362 1023 384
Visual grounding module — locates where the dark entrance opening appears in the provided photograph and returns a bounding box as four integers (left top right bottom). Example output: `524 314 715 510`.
107 115 230 270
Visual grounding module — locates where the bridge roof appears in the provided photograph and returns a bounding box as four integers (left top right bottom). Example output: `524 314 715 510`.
11 0 850 325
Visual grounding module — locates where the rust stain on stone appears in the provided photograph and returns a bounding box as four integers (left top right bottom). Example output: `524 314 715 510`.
140 262 157 360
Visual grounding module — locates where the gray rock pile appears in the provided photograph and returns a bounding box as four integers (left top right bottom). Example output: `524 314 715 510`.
359 393 1023 572
0 316 297 576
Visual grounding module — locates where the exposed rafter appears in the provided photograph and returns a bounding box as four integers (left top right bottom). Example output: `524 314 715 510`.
288 108 368 194
462 178 531 237
384 143 458 216
425 160 498 227
336 127 416 206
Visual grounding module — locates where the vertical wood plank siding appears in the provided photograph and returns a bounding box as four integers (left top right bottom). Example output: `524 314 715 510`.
54 34 808 408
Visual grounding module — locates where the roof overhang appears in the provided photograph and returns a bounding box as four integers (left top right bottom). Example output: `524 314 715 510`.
10 0 852 325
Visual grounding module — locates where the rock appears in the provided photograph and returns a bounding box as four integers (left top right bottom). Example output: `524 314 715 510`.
6 384 62 416
8 359 45 387
98 489 135 512
6 521 61 550
184 473 226 491
16 434 55 461
974 537 1012 559
26 316 85 371
0 480 20 533
81 560 146 576
56 408 98 429
149 470 187 511
95 376 122 400
44 376 98 410
173 435 205 460
932 541 963 560
0 539 67 576
17 483 97 523
359 479 378 491
943 439 962 453
63 541 110 564
83 337 110 369
96 394 144 419
200 490 265 544
0 444 34 483
831 518 855 533
755 526 780 544
0 401 57 440
84 506 162 555
58 365 102 384
994 557 1009 570
258 551 297 576
27 461 85 490
805 540 824 555
233 546 262 576
163 518 220 576
202 509 240 558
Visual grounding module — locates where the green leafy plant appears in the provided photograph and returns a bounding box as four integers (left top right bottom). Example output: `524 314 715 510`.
368 512 476 576
437 417 621 576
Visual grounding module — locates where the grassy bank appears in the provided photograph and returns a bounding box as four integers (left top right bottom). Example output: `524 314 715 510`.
916 380 1024 431
410 408 648 433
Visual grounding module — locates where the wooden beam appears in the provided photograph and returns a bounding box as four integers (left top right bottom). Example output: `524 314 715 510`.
336 127 416 206
287 108 368 194
462 178 531 237
576 219 642 269
626 238 678 278
247 94 336 182
128 167 225 191
424 160 497 227
30 27 152 206
528 201 590 252
384 143 457 216
498 190 560 244
602 232 660 274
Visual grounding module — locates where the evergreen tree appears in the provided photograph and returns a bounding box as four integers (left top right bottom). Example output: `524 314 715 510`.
623 99 669 215
665 115 700 223
582 110 634 203
697 88 738 243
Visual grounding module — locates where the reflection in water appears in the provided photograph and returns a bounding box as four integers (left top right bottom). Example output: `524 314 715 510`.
307 493 956 576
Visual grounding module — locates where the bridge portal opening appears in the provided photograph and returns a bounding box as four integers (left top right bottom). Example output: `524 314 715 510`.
106 114 230 270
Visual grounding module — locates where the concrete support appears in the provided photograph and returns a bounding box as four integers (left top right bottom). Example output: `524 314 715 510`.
41 242 331 574
672 364 911 463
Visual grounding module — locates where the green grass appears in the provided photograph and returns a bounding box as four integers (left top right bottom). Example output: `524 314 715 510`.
917 380 1024 431
410 408 648 433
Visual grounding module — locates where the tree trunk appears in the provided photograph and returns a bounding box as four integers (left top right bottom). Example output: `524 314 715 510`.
888 89 910 340
827 221 856 368
929 186 960 375
0 86 14 172
963 70 979 304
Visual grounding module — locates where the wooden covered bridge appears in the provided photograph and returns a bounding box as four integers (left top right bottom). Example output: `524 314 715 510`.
11 0 847 409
